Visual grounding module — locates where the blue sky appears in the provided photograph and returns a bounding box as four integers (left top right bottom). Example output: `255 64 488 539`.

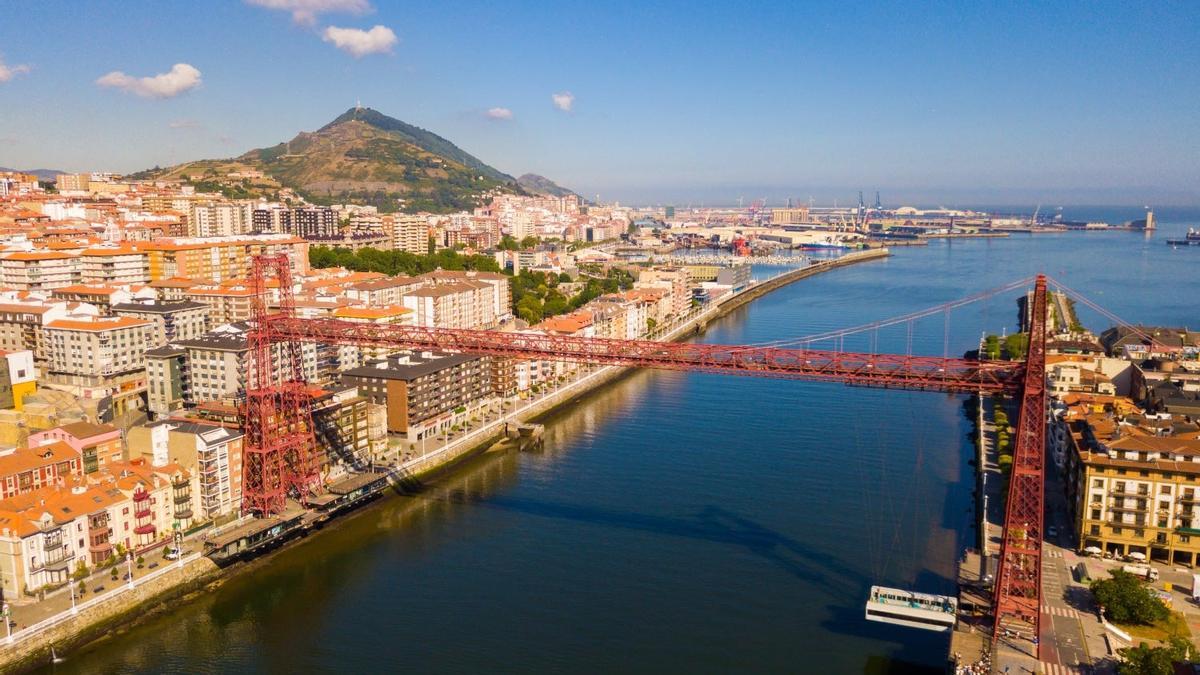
1 1 1197 206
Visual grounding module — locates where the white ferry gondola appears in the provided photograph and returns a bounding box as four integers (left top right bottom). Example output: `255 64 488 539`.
864 585 958 632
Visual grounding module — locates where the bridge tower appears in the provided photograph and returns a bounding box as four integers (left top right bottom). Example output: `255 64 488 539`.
992 274 1048 653
241 254 320 516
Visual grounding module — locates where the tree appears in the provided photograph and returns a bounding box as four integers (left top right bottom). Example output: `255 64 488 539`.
1004 332 1030 360
998 454 1013 473
1092 570 1170 625
1118 637 1191 675
498 235 520 251
983 334 1001 360
558 272 572 283
519 235 539 249
72 559 89 581
136 555 145 569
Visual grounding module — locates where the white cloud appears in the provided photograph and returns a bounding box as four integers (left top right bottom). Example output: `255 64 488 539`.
551 91 574 112
168 119 203 129
321 25 397 57
246 0 370 25
0 59 31 83
96 63 202 99
485 107 513 121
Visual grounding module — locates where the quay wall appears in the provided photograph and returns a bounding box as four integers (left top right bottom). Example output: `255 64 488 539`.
1 248 890 671
1 557 221 673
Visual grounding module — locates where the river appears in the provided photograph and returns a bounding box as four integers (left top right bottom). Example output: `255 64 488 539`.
47 208 1200 674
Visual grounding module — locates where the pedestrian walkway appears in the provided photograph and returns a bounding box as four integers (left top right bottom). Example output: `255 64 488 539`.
1042 605 1079 619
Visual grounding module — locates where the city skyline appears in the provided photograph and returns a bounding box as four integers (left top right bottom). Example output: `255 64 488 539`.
1 1 1198 205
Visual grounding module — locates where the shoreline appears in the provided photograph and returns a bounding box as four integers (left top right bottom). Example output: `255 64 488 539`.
1 248 890 673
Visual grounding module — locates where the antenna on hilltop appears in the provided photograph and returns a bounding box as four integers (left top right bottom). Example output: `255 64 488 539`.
355 99 363 114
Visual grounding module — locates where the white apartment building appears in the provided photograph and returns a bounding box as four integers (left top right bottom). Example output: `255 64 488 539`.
188 201 255 238
388 214 430 254
42 315 153 415
0 252 81 291
401 281 497 330
113 300 209 344
80 245 150 285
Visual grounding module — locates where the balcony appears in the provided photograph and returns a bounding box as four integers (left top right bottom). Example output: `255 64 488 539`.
89 539 113 555
1180 495 1200 505
134 523 156 536
174 508 193 520
135 507 152 519
1108 502 1149 513
1110 488 1151 498
1109 517 1148 528
174 493 191 505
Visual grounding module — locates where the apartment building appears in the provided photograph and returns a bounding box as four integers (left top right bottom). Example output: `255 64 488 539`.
174 322 324 403
402 280 499 330
330 305 413 370
143 234 308 283
127 421 243 522
50 286 135 314
188 201 254 237
636 267 692 317
387 214 430 254
0 440 81 499
253 206 338 239
341 351 497 439
0 251 80 291
184 284 254 328
28 422 123 475
0 481 127 596
113 300 208 344
145 346 188 418
311 387 374 478
80 245 150 285
420 270 512 323
343 277 425 306
1064 404 1200 567
0 301 85 362
42 316 153 416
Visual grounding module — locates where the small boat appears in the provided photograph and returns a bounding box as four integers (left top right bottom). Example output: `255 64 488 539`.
864 585 958 632
51 645 64 663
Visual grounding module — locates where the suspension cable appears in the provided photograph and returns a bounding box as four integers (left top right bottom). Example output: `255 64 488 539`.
735 275 1037 350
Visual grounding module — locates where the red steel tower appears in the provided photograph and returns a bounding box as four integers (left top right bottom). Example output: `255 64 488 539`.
241 254 320 516
992 274 1048 653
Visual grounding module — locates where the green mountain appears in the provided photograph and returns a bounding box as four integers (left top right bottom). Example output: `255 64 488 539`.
138 107 527 213
516 173 578 198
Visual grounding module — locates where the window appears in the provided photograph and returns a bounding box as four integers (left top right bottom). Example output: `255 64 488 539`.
1113 527 1123 534
1091 509 1101 520
1162 485 1171 494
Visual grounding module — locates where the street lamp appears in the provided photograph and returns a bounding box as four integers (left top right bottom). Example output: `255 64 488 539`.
69 578 77 615
125 552 134 589
2 602 10 643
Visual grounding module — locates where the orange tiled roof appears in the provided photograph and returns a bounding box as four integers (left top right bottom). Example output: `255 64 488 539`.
47 316 151 331
333 305 412 320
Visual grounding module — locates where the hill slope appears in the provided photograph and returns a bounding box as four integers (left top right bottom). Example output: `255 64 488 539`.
517 173 578 198
140 108 525 213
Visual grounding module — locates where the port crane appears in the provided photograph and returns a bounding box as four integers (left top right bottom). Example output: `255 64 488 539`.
241 254 1064 658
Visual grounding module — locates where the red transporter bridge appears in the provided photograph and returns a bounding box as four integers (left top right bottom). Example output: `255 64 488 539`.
241 255 1050 655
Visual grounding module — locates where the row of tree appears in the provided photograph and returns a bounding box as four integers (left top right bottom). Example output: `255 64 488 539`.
308 246 502 277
